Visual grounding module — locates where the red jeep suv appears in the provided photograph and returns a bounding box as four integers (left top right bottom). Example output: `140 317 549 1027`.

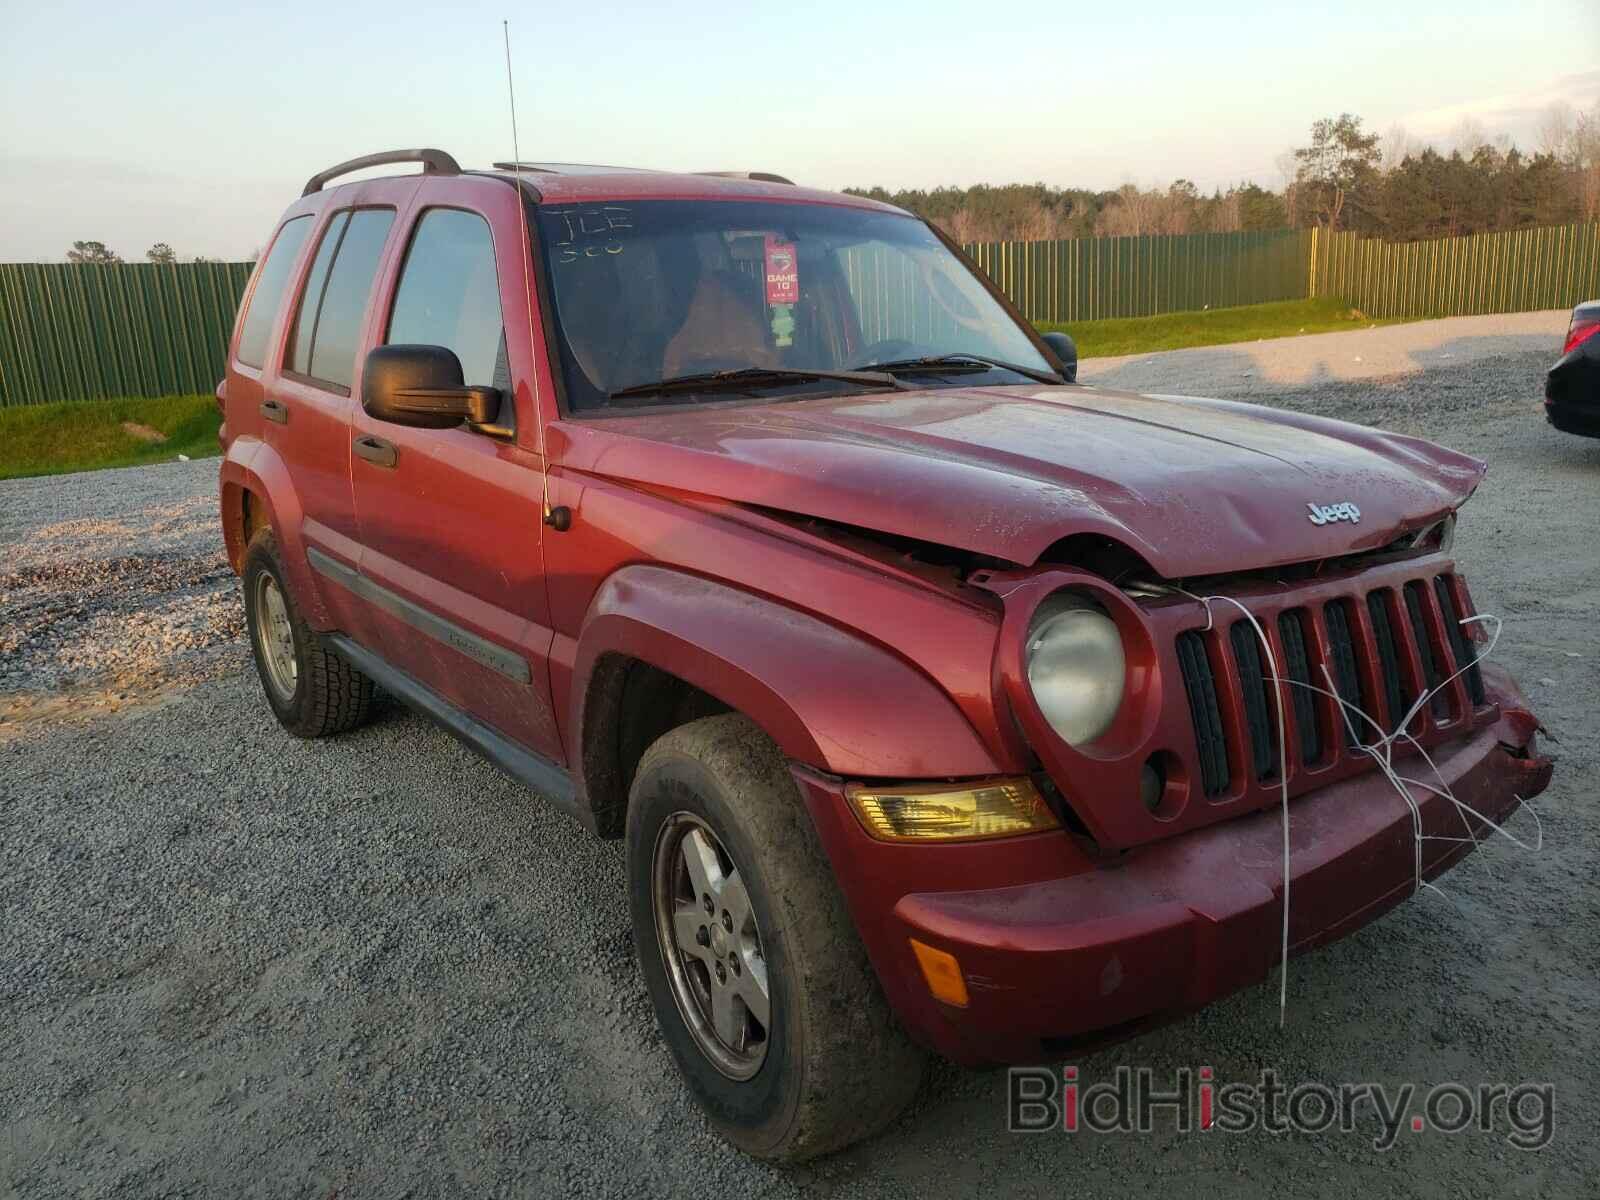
217 149 1552 1159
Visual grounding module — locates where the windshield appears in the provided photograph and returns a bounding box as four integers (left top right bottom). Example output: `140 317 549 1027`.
533 199 1054 411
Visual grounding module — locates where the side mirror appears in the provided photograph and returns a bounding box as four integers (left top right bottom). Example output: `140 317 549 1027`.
1041 331 1077 383
362 344 502 430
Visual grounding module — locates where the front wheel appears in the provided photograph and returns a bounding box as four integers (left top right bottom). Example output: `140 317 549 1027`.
626 714 926 1160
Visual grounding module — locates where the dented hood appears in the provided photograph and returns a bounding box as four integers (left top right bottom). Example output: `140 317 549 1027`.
557 384 1487 578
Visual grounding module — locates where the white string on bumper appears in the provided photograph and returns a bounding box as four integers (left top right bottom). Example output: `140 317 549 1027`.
1160 588 1541 1028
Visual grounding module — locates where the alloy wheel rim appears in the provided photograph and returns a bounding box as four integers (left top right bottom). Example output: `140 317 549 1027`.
651 812 771 1079
254 573 298 702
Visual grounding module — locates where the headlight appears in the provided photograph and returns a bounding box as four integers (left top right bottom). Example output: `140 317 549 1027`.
1025 594 1126 746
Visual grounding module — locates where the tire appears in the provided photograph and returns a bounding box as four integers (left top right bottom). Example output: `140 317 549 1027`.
241 528 374 738
626 713 926 1160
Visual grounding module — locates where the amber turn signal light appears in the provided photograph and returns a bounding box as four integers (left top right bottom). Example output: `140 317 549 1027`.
909 938 970 1008
845 777 1058 842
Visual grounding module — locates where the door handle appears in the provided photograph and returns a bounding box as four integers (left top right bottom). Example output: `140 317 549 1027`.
260 398 288 425
352 434 398 468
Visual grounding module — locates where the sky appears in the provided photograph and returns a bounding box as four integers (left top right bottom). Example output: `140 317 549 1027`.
1 0 1597 261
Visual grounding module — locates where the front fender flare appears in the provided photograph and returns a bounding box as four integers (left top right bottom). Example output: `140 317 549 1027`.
571 564 1002 782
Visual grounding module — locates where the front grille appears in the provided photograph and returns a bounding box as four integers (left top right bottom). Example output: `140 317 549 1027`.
1173 571 1486 800
1404 582 1450 718
1277 610 1323 764
1229 621 1279 781
1367 591 1411 726
1324 599 1366 745
1175 630 1231 797
1435 577 1485 704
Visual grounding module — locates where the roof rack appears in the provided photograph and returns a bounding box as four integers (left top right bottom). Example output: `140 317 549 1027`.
694 171 795 185
302 148 461 197
492 161 659 175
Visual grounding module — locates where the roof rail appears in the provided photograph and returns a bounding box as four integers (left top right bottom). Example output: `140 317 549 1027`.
302 148 461 197
492 161 663 175
694 171 795 185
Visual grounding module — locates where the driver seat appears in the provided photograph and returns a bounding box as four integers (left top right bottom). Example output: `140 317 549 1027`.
662 272 777 378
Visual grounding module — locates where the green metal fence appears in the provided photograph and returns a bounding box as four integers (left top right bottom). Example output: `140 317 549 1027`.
0 261 252 408
2 222 1596 407
1309 222 1600 319
965 228 1312 324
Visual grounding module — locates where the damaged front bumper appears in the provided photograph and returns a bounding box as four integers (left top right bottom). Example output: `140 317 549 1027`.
796 666 1552 1066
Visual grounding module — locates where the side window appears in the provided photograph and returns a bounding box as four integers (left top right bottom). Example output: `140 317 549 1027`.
236 215 312 368
287 208 396 390
387 209 506 387
287 213 347 376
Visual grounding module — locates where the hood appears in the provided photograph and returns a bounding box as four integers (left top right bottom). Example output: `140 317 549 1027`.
555 384 1487 578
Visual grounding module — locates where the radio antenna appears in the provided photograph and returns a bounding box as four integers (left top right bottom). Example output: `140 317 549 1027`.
502 19 553 523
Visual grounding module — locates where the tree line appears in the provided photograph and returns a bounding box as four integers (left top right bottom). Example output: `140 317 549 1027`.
848 103 1600 244
60 103 1600 260
64 240 237 265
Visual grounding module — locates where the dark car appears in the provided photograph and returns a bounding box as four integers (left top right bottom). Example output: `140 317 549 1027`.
1545 300 1600 436
218 148 1552 1160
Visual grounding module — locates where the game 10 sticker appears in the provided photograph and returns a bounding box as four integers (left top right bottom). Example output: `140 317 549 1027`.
764 235 799 305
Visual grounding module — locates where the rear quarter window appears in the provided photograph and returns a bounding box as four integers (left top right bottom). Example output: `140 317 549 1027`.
236 215 313 369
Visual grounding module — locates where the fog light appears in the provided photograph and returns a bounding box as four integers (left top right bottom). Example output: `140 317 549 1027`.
909 938 969 1008
1140 758 1164 812
846 778 1059 842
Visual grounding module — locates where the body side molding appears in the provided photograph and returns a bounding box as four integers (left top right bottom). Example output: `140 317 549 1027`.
307 546 531 683
325 633 582 824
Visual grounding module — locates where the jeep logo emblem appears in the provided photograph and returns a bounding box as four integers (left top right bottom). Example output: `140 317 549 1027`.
1307 501 1361 526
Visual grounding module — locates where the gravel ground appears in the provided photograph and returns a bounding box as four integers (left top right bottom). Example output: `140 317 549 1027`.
2 311 1596 1197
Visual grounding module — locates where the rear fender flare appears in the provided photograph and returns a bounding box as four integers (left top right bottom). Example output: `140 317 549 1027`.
218 441 332 628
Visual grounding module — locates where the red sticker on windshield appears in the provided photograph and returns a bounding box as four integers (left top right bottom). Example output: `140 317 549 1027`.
764 235 799 306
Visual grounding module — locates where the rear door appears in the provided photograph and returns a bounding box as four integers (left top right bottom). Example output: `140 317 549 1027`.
345 176 562 763
267 179 416 572
226 213 315 466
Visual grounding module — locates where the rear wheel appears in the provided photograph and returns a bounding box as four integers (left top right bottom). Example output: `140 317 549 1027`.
241 529 374 738
626 713 926 1160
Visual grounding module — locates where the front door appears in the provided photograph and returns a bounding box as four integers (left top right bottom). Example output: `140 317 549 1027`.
346 186 562 763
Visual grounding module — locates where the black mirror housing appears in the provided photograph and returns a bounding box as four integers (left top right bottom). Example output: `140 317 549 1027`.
1041 331 1078 383
362 344 501 429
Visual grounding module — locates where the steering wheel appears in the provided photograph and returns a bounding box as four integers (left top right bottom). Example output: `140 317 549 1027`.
851 339 923 368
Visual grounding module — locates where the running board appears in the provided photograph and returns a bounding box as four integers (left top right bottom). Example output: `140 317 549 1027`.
326 633 584 826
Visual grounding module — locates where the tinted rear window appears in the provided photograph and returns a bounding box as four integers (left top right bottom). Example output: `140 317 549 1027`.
303 209 395 389
236 216 312 368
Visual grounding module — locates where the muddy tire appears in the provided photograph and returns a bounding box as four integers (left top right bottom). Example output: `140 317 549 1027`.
626 713 926 1160
241 529 374 738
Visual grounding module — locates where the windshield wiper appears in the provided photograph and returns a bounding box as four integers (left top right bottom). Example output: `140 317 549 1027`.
853 353 1063 385
609 365 904 401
